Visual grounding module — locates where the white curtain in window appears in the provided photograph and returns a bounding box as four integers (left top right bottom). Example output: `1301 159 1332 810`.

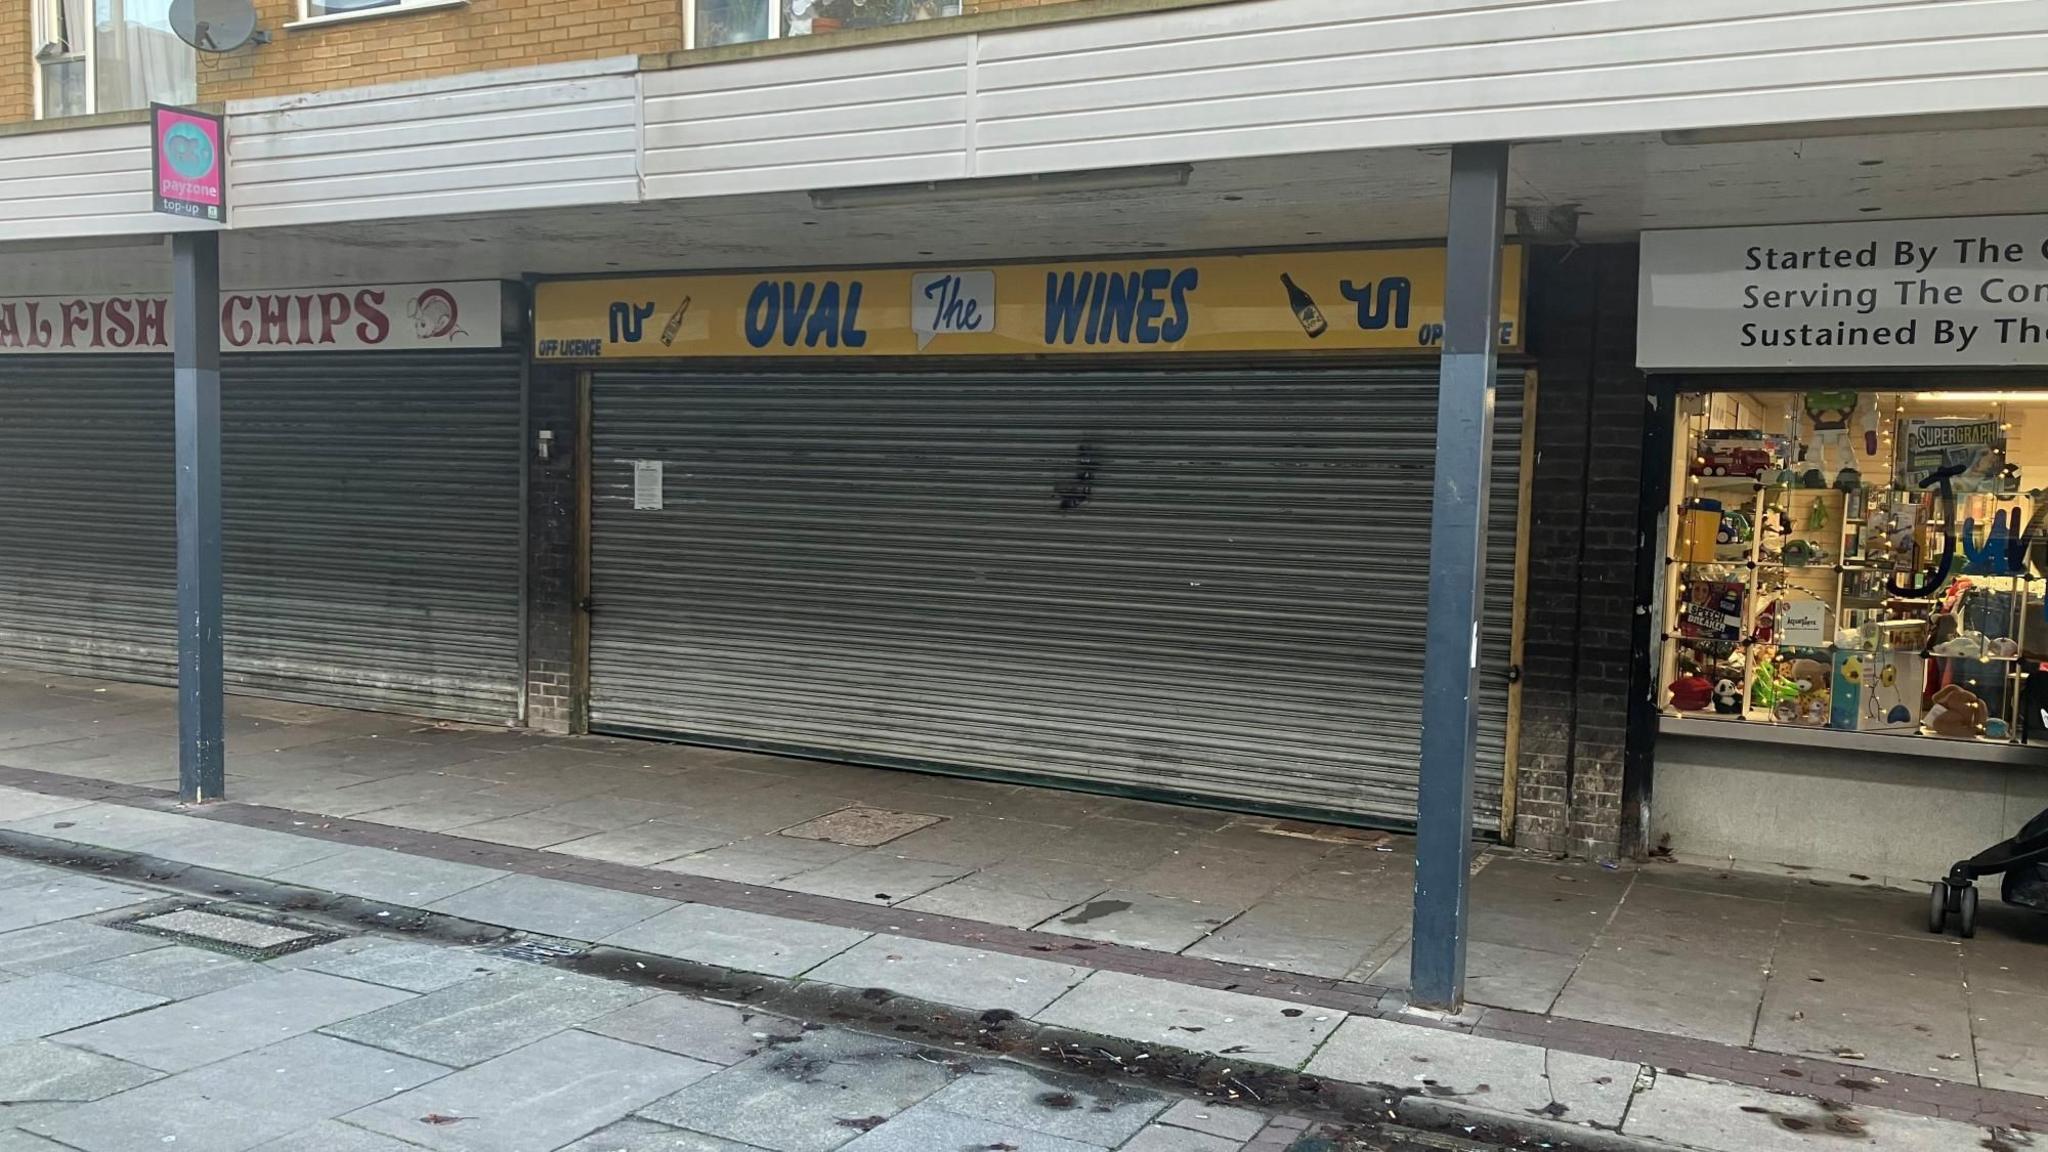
47 0 88 51
94 0 195 113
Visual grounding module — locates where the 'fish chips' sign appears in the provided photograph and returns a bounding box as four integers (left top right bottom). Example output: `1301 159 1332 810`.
533 247 1524 360
0 282 503 354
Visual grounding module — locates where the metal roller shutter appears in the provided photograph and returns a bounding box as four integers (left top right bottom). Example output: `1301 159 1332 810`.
0 350 523 723
588 368 1525 829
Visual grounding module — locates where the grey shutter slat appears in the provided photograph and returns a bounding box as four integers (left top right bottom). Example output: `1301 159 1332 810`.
588 369 1523 829
0 350 524 724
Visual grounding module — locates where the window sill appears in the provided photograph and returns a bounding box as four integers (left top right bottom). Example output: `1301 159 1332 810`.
1659 710 2048 765
286 0 468 31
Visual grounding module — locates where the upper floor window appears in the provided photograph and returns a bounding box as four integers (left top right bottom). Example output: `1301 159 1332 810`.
301 0 448 19
691 0 964 49
34 0 196 119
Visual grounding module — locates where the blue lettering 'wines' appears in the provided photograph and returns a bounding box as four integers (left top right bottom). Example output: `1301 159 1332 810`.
1044 267 1198 347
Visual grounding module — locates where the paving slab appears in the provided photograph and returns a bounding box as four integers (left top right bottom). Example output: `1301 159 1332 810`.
323 965 656 1067
0 803 199 852
838 1102 1105 1152
248 1120 442 1152
579 992 805 1065
347 1028 719 1152
1752 924 1974 1079
1622 1070 1976 1152
896 883 1081 930
1361 940 1581 1015
0 1132 71 1152
448 813 594 849
0 920 166 975
0 872 158 934
56 969 413 1072
529 795 694 829
777 853 974 906
1970 988 2048 1096
0 859 53 890
427 873 676 941
1550 938 1770 1047
655 836 865 885
1120 1125 1240 1152
556 1118 768 1152
1034 972 1342 1069
1155 1098 1267 1142
0 786 93 823
75 944 268 999
24 1085 308 1152
0 1040 160 1105
638 1027 957 1152
137 821 352 878
921 1062 1167 1146
544 823 742 867
600 903 868 978
1184 897 1405 979
1304 1016 1637 1129
803 935 1089 1016
351 791 551 833
1038 890 1241 951
269 937 518 993
267 845 508 906
861 815 1061 867
0 973 167 1043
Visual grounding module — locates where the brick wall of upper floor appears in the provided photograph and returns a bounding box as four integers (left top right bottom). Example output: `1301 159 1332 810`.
1 2 30 125
5 0 1114 124
199 0 1099 104
197 0 684 104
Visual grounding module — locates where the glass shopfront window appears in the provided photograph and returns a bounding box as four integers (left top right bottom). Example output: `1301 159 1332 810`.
1659 386 2048 745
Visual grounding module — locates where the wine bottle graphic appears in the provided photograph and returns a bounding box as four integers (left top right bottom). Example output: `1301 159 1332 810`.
658 296 693 346
1281 274 1328 338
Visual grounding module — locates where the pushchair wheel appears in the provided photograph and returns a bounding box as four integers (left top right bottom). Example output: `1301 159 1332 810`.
1929 882 1949 933
1958 885 1978 939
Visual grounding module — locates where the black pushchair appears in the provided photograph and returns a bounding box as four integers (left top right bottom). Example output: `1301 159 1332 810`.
1929 805 2048 937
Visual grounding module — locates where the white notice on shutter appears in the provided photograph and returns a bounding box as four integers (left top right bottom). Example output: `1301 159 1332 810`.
633 461 663 510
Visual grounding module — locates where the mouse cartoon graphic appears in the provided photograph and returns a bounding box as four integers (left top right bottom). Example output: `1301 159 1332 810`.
407 288 464 341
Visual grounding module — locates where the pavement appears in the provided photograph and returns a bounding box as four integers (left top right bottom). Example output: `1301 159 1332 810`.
0 851 1437 1152
0 669 2042 1150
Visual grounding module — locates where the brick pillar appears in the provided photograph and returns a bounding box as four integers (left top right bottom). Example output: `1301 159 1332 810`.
525 362 582 734
1515 244 1648 859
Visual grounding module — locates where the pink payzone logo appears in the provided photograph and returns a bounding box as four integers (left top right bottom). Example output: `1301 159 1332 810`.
154 108 222 208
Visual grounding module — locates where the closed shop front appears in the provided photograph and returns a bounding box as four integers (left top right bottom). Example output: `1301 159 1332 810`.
0 283 525 724
539 248 1530 828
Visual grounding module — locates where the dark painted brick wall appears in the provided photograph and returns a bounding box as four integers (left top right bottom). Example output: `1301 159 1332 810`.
525 363 580 734
1516 244 1649 858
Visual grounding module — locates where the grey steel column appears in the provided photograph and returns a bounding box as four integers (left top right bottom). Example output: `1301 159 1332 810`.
173 231 224 803
1411 141 1509 1012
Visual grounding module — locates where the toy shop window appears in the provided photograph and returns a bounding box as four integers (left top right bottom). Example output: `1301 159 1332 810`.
1657 385 2048 747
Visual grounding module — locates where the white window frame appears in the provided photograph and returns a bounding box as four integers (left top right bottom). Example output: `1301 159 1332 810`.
31 0 92 120
291 0 469 30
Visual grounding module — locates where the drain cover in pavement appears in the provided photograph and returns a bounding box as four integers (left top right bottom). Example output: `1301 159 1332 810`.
778 807 943 847
484 936 587 964
112 907 338 960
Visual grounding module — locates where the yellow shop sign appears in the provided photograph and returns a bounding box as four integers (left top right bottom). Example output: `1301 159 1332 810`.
533 246 1523 360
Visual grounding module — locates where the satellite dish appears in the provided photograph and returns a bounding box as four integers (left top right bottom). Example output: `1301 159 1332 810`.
168 0 269 53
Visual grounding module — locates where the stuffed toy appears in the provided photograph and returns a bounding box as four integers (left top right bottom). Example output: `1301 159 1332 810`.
1777 658 1833 724
1712 678 1743 714
1925 683 1990 738
1669 673 1713 712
